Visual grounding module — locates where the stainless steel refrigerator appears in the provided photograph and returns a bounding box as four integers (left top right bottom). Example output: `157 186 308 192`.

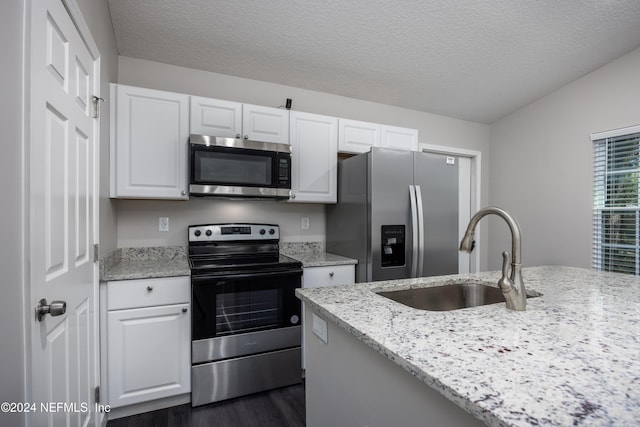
326 147 459 283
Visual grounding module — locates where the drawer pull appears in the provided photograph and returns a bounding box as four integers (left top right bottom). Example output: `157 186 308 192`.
182 308 188 313
146 286 153 292
329 272 334 277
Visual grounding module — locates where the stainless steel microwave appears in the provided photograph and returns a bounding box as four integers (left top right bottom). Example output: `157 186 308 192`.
189 134 292 199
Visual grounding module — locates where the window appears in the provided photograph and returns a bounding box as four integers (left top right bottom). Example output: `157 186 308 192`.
592 125 640 275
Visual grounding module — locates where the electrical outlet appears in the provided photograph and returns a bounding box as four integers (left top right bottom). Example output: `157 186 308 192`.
159 217 169 232
301 217 310 230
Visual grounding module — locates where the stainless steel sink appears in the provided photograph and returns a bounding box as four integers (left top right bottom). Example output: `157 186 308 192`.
377 282 540 311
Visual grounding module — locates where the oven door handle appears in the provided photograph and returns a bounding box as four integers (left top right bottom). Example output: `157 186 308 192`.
191 268 303 284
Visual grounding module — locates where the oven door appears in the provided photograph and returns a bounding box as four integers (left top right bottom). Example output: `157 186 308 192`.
191 268 302 362
189 137 291 198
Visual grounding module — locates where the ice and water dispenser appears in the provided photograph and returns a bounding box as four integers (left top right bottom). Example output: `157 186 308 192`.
381 225 405 267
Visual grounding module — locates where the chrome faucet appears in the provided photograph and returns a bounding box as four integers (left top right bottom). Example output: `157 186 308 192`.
459 207 526 311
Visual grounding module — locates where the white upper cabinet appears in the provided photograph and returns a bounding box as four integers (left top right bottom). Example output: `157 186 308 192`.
380 125 419 151
190 97 289 144
242 103 290 144
338 119 419 153
190 95 242 138
338 119 381 154
289 111 338 203
110 84 189 199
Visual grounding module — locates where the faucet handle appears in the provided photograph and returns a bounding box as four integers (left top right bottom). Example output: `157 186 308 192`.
500 251 510 277
498 251 514 293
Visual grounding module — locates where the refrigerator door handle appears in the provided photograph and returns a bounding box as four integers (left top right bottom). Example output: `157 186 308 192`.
409 185 419 278
415 185 425 277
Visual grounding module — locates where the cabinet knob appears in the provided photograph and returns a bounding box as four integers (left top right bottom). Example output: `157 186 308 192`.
329 272 334 277
243 135 249 140
235 133 241 139
290 194 295 199
181 190 186 196
146 286 153 292
182 308 188 313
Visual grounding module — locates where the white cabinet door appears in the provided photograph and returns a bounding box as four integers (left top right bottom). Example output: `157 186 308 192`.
111 84 189 199
289 111 338 203
338 119 380 154
190 98 289 144
242 103 289 144
107 302 191 408
190 95 242 138
380 125 419 151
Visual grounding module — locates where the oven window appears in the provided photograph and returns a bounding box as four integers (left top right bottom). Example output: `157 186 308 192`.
195 151 272 186
191 270 301 340
216 288 279 335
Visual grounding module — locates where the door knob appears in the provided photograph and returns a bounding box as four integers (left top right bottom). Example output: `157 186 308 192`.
36 299 66 322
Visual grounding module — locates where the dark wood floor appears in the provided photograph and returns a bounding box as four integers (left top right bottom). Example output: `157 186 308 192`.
106 383 305 427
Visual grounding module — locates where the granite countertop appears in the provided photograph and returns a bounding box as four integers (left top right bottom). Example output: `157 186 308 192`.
280 242 357 267
100 247 190 281
296 266 640 427
100 242 357 281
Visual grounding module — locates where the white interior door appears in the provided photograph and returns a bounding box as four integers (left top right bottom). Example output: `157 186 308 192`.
29 0 99 425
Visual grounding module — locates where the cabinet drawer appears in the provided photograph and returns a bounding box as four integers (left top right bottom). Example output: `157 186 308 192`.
107 276 190 310
303 265 355 288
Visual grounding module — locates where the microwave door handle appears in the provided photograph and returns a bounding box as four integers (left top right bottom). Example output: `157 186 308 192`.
409 185 419 278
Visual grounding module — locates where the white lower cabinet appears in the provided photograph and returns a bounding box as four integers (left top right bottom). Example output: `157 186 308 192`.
301 264 355 370
105 277 191 409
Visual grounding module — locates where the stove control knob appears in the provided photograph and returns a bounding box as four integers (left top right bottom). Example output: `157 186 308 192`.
269 228 276 235
205 229 212 236
259 229 266 235
194 230 201 237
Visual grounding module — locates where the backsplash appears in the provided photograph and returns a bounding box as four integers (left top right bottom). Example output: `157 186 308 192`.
115 198 326 247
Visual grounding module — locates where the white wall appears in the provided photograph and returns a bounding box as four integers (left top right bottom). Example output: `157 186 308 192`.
116 57 491 258
489 47 640 270
1 1 27 425
76 0 119 256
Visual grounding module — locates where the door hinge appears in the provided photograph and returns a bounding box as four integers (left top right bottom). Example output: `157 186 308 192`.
94 386 100 403
91 95 104 119
94 244 99 262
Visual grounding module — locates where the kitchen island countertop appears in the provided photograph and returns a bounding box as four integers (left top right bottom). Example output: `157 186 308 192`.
296 266 640 426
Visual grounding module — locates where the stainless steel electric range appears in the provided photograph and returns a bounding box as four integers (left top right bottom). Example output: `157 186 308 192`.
188 223 303 407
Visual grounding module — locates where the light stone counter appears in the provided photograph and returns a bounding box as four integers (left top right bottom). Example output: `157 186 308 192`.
100 246 190 281
296 266 640 426
280 241 357 267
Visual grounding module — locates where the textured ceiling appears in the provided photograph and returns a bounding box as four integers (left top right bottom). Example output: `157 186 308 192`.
107 0 640 123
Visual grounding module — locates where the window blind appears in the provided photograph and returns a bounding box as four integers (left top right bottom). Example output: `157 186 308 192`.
592 126 640 275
